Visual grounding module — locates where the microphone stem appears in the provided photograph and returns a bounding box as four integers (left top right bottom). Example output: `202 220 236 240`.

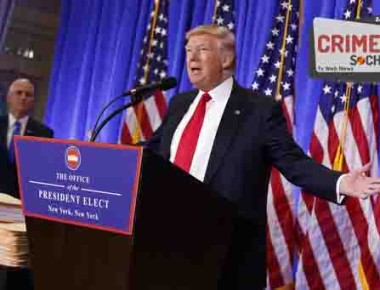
90 93 127 141
90 96 144 142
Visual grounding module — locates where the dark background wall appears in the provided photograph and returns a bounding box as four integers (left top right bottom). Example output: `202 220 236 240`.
0 0 61 119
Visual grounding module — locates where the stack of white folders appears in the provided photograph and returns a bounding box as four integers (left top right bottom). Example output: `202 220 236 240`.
0 193 29 268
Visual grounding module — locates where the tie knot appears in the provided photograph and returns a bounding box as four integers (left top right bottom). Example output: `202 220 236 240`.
201 92 212 103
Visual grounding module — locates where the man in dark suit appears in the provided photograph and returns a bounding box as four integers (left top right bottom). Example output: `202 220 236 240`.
0 78 54 290
0 78 54 198
0 78 53 290
148 25 380 289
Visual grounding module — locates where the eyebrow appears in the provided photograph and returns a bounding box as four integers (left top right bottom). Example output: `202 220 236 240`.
185 44 209 49
14 90 34 95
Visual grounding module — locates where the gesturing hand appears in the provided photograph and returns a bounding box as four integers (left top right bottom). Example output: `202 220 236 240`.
339 163 380 199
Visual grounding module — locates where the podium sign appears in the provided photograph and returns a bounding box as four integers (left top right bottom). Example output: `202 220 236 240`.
14 136 142 235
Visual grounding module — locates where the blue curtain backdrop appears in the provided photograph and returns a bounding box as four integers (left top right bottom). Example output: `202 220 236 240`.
45 0 380 154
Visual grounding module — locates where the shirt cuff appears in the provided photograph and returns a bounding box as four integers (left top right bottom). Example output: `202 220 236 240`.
336 174 347 204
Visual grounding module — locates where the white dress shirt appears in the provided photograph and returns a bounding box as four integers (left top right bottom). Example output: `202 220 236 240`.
7 114 29 148
170 77 233 182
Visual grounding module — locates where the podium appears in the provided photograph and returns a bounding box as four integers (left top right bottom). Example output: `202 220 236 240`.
15 137 237 290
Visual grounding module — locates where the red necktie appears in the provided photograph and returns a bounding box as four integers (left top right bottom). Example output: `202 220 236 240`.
174 92 212 172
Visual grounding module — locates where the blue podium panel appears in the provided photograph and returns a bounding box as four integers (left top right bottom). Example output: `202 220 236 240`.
14 136 142 235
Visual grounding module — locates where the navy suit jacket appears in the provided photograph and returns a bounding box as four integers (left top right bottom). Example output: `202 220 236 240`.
149 81 342 289
0 116 54 198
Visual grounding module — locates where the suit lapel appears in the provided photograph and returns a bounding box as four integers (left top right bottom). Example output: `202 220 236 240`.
160 91 197 159
25 118 35 136
204 82 248 183
0 116 39 144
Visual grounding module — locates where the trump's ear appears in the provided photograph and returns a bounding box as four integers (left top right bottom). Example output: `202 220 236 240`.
221 51 235 70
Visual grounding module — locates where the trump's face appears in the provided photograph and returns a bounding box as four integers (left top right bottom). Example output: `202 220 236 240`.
185 34 226 92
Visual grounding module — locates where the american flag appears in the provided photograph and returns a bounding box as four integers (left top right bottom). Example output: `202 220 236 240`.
120 0 169 144
251 0 299 288
212 0 235 32
295 0 380 289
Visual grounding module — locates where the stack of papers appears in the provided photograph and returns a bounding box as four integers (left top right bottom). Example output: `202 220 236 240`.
0 193 29 268
0 193 25 223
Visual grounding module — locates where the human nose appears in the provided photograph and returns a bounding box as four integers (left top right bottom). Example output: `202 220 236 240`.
20 92 28 100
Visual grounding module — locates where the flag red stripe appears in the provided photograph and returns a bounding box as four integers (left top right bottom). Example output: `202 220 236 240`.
373 197 380 237
133 103 153 139
121 122 132 144
349 107 370 165
121 93 166 145
345 198 380 288
267 169 295 287
271 169 295 256
300 232 325 289
267 224 285 287
314 201 357 288
370 95 379 147
281 101 293 134
309 132 324 164
369 93 380 236
153 90 168 119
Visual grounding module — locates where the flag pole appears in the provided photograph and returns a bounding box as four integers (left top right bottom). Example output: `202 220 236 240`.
132 0 161 143
213 0 219 21
275 0 293 101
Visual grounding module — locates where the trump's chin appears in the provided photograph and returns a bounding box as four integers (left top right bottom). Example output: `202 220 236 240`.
188 75 204 88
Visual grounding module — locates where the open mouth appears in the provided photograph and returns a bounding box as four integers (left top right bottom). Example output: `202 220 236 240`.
190 67 201 74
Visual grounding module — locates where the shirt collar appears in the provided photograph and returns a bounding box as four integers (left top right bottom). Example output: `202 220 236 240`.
199 77 233 102
8 113 29 128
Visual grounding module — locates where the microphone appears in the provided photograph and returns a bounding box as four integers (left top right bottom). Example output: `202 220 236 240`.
123 76 177 97
92 77 177 135
90 77 177 142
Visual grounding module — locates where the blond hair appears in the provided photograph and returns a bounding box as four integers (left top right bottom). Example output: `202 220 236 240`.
186 24 236 72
